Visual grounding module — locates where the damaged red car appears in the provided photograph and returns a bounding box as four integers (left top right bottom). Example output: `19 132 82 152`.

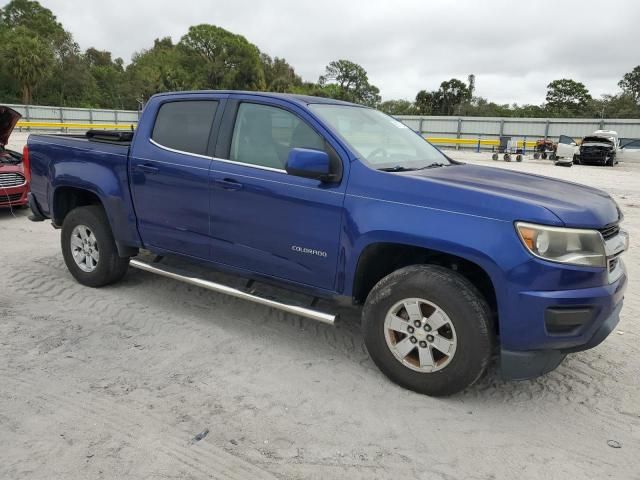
0 106 28 209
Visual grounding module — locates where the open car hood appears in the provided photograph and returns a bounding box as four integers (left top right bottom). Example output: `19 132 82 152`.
582 136 614 146
0 106 21 147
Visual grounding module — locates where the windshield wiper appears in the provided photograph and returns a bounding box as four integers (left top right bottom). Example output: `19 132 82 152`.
378 163 449 172
415 163 448 170
377 166 418 172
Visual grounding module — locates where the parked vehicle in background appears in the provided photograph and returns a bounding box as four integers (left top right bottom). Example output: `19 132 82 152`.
580 131 619 166
25 91 629 396
556 130 622 166
0 106 28 209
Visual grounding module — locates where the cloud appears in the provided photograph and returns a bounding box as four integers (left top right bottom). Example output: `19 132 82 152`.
40 0 640 104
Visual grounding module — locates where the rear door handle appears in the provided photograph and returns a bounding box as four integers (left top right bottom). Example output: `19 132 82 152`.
214 178 243 191
137 163 159 174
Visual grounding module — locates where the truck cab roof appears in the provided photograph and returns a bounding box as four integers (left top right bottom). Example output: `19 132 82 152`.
150 90 360 108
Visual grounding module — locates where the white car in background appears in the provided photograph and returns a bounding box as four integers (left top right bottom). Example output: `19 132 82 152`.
556 130 640 166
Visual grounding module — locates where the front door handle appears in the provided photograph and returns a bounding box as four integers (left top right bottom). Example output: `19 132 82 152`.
214 178 243 191
137 163 159 174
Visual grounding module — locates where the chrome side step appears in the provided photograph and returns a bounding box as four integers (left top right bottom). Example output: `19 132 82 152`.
130 259 336 325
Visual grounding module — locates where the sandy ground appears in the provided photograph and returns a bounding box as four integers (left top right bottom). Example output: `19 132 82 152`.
1 134 639 479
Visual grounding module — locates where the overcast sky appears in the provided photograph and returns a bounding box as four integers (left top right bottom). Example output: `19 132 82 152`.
39 0 640 104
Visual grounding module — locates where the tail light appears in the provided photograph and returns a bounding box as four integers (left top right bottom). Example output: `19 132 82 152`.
22 145 31 183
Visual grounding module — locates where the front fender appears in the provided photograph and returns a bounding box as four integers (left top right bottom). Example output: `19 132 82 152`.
340 193 531 329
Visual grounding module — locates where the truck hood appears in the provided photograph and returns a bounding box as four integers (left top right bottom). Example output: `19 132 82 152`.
401 164 619 228
0 106 21 147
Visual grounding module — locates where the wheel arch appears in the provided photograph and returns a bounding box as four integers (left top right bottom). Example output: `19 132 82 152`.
52 185 103 226
52 185 138 257
350 240 501 331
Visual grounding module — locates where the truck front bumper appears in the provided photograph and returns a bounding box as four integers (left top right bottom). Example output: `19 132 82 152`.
499 265 627 380
500 301 623 380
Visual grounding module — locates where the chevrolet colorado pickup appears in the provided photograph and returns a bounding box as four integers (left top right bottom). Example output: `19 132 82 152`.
26 91 629 396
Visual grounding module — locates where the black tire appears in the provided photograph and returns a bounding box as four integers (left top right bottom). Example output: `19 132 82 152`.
541 152 548 159
549 153 556 161
504 154 511 162
573 154 580 165
516 154 523 162
362 265 493 396
61 205 130 288
491 153 498 161
533 153 540 160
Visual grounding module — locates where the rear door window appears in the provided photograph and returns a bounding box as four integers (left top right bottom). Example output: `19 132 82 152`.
152 101 218 155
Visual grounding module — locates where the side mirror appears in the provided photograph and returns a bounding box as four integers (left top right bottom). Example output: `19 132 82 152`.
286 148 335 182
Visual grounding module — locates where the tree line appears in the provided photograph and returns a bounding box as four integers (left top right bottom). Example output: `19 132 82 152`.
1 0 639 119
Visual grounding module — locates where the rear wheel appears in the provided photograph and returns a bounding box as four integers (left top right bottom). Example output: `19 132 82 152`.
362 265 493 396
492 153 499 161
61 205 130 287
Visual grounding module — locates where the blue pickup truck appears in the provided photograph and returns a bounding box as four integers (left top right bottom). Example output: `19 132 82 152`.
26 91 628 396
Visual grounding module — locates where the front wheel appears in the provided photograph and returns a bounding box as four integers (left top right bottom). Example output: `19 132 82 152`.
362 265 493 396
61 205 130 287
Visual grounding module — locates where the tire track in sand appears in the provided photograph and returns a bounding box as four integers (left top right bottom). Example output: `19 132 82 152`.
2 374 279 480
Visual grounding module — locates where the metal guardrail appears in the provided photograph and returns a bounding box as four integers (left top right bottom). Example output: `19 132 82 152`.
426 137 537 148
6 103 639 145
14 120 530 149
6 103 140 129
397 115 640 150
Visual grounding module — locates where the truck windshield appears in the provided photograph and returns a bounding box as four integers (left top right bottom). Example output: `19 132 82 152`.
309 104 451 170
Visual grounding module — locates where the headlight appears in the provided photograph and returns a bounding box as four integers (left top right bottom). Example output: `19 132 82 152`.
515 222 606 267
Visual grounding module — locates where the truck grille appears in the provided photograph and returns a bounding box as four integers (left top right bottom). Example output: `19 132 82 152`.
0 193 23 203
599 223 620 240
0 172 26 187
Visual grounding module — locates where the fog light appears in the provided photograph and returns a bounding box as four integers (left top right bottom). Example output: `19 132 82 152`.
545 307 595 334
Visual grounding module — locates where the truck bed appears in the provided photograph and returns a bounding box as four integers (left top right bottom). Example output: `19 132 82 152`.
27 132 141 250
